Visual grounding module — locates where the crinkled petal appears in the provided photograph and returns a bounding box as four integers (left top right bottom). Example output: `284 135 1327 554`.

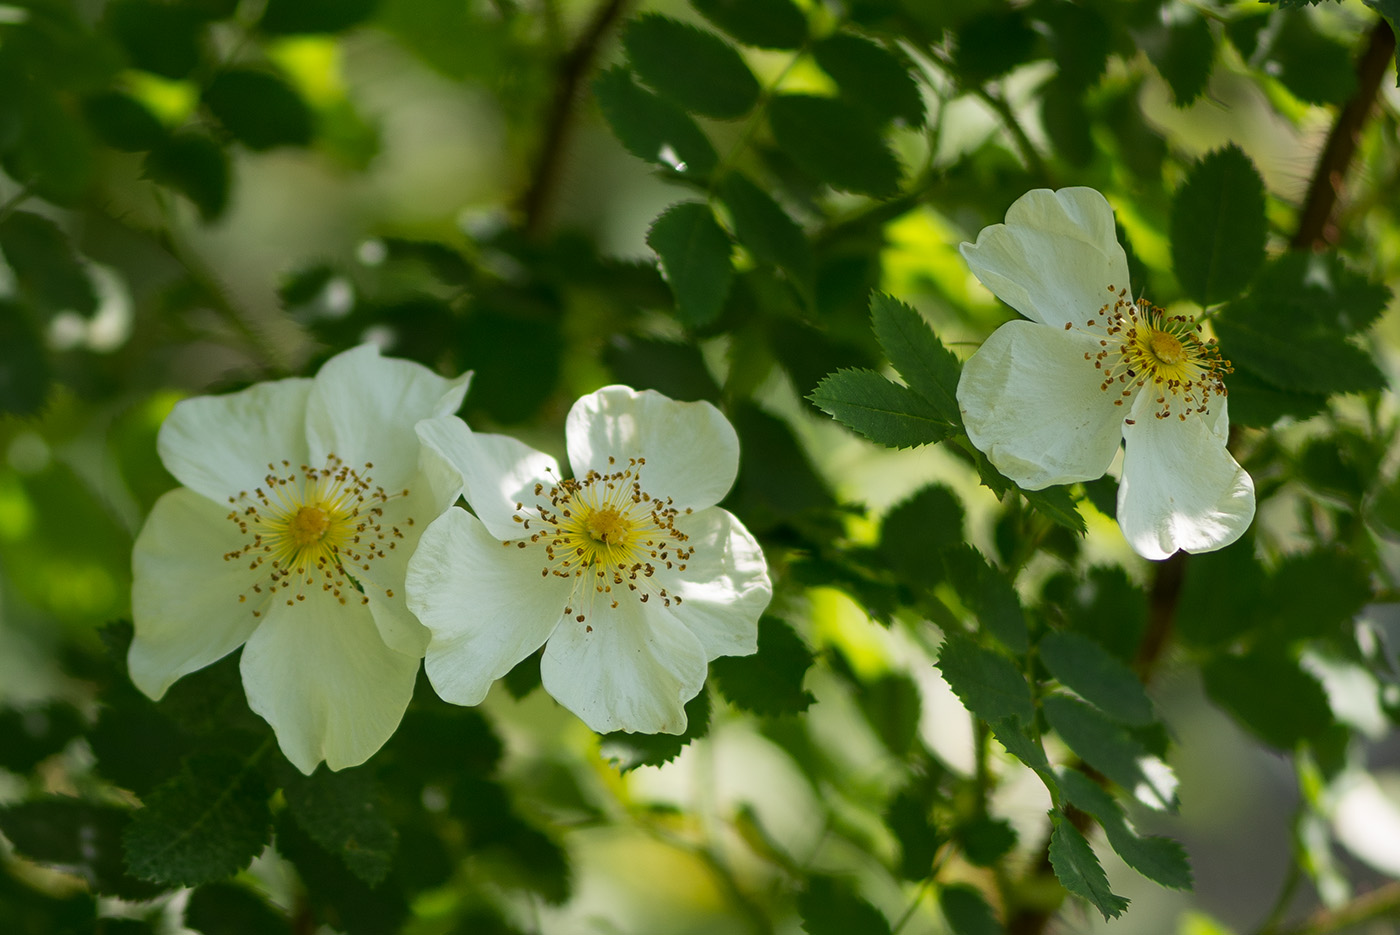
961 187 1131 330
129 488 264 699
565 386 739 512
305 345 471 494
540 597 708 735
957 320 1126 489
355 491 437 657
668 507 770 660
409 509 569 706
416 416 560 542
1117 393 1256 560
240 588 420 774
158 378 312 503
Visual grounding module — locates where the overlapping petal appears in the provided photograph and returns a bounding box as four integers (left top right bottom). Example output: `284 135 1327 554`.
416 416 560 541
961 187 1131 330
129 488 264 699
1118 392 1256 560
157 377 312 503
357 491 437 657
957 320 1126 489
540 596 709 735
409 510 569 706
240 589 421 774
565 386 739 512
669 507 770 660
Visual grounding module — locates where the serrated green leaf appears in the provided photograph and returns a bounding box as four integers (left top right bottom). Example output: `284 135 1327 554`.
0 302 52 416
599 689 710 771
1247 252 1391 335
624 15 759 119
5 83 95 205
869 291 962 425
1042 694 1177 810
1039 0 1111 89
204 69 313 150
646 201 733 328
711 616 814 716
185 882 292 935
886 787 944 881
797 876 892 935
1215 317 1385 396
813 33 923 126
1267 12 1357 105
956 815 1018 867
939 883 1002 935
810 368 950 449
936 635 1033 726
259 0 378 34
1171 145 1266 307
768 94 901 196
691 0 807 49
1021 485 1086 535
718 173 813 294
1140 12 1215 106
941 546 1027 653
0 211 97 317
283 768 397 886
0 799 165 900
123 754 272 886
951 9 1037 84
1040 631 1155 726
1041 74 1094 167
1263 549 1372 644
1057 770 1193 890
274 813 409 935
1048 812 1130 920
859 673 922 756
593 67 718 176
880 484 965 590
1202 650 1333 749
1223 367 1327 427
989 718 1054 784
145 132 230 221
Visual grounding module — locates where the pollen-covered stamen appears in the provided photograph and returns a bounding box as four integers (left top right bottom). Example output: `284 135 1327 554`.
502 456 694 624
1084 286 1232 421
223 454 412 616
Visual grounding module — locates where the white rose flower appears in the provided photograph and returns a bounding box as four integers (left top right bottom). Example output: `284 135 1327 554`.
130 345 470 773
957 187 1255 560
407 386 771 735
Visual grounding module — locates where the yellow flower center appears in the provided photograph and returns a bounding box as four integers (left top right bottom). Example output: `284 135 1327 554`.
504 457 693 626
1082 286 1231 422
223 455 412 616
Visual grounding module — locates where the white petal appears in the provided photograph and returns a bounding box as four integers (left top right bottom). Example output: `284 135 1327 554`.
565 386 739 512
957 320 1126 489
669 507 770 660
240 589 420 774
129 488 264 699
305 345 471 494
158 378 312 503
416 416 561 542
409 509 569 706
540 597 708 735
355 491 437 657
1117 393 1256 561
961 187 1131 330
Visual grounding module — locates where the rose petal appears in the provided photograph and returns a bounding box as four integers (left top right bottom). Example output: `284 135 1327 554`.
129 488 265 699
565 386 739 512
668 507 770 660
355 492 436 657
961 187 1131 330
957 319 1126 489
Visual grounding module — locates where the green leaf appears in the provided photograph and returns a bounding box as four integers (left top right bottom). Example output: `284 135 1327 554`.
768 94 901 197
1057 770 1193 890
1202 650 1333 749
880 484 965 590
718 173 813 294
711 616 815 716
728 403 836 521
145 132 230 221
1139 11 1215 106
604 336 721 402
951 9 1037 85
1223 368 1327 428
941 546 1028 654
623 15 759 119
812 33 923 126
185 882 293 935
0 799 165 900
869 291 962 425
1039 0 1111 89
886 786 945 881
797 876 892 935
1215 316 1386 396
1021 485 1086 535
5 83 95 205
1171 145 1266 307
955 816 1018 867
989 719 1054 783
204 69 313 150
106 0 205 79
811 368 951 448
599 689 711 771
1042 694 1177 810
1263 549 1372 644
1048 812 1130 920
275 814 409 935
0 302 51 417
858 673 923 757
938 884 1002 935
936 635 1034 726
1039 631 1155 727
1266 12 1357 105
123 754 272 886
691 0 807 49
0 212 97 317
646 201 733 328
1245 252 1392 335
259 0 379 34
0 703 85 773
593 67 718 176
282 768 397 886
82 91 166 152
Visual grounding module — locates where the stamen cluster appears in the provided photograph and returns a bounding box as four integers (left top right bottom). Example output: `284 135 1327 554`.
223 455 412 615
1079 286 1231 422
503 457 694 625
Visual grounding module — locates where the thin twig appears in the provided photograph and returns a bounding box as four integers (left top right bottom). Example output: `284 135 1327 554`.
1265 881 1400 935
